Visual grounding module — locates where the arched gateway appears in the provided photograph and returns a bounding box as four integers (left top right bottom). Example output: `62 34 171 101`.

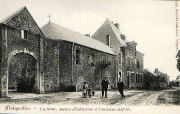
8 50 38 93
0 7 45 97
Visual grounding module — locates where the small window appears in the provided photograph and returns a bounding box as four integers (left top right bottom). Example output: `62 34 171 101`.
21 30 27 39
136 74 138 83
140 74 143 83
140 60 143 69
5 29 7 39
128 57 130 67
137 60 140 69
118 71 121 81
131 73 135 83
106 35 110 46
118 54 121 65
76 49 81 65
88 54 94 66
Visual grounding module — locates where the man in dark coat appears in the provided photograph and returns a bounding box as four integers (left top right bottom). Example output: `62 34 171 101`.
101 76 110 98
118 78 125 98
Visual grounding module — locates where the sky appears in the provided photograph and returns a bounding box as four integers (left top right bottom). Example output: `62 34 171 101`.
0 0 179 80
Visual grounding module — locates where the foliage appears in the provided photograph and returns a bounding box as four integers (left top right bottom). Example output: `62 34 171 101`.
176 50 180 71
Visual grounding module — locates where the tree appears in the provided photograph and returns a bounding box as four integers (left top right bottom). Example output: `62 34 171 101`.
176 50 180 71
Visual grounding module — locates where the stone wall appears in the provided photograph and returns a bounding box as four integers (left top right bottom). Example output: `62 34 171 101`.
44 38 59 92
54 41 117 91
123 42 144 88
59 41 73 91
72 43 116 91
0 23 43 97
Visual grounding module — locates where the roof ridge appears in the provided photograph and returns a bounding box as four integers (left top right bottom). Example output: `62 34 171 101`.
0 6 26 23
107 20 127 47
1 6 44 35
41 22 115 55
46 21 82 35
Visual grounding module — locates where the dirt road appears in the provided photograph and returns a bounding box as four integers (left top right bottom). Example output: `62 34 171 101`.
1 88 179 105
114 91 164 106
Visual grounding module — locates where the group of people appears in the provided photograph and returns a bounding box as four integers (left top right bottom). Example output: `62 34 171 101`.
82 76 125 99
82 81 95 98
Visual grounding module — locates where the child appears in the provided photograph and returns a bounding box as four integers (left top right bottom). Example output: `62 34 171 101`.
82 81 88 98
87 86 92 98
91 87 95 96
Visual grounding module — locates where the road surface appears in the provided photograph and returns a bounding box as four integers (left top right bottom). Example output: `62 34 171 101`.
0 87 179 105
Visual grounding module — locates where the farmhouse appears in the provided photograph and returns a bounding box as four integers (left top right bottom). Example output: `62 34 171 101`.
0 7 144 97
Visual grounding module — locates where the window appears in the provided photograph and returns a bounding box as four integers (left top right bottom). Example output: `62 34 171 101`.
137 60 140 69
5 29 7 39
76 49 81 65
118 54 121 64
118 71 121 81
127 71 131 76
131 73 135 83
140 60 143 69
106 35 110 46
88 54 94 66
136 74 138 83
128 57 130 67
140 74 143 83
21 30 27 39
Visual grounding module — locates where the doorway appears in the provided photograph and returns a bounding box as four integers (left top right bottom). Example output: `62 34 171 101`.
8 52 37 93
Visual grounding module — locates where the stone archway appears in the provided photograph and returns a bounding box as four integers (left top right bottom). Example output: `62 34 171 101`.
7 49 40 95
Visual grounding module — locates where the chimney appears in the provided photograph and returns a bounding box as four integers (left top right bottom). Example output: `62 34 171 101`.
84 34 90 37
155 68 159 75
114 23 120 30
121 34 126 40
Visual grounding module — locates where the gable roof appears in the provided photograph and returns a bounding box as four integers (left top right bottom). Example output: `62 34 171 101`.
92 19 127 48
0 6 43 35
41 22 115 55
106 20 128 45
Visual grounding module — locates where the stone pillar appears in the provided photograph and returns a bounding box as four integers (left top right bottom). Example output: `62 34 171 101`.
0 25 8 97
38 36 44 93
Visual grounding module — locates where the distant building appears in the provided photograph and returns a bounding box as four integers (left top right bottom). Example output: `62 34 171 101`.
154 68 169 88
142 68 169 89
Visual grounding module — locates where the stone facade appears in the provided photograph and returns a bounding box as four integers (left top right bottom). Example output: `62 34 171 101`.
123 42 144 88
92 19 144 89
0 7 145 97
0 7 44 97
58 41 116 91
0 7 117 97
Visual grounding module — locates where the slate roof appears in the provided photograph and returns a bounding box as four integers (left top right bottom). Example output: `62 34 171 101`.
41 22 115 55
92 19 127 48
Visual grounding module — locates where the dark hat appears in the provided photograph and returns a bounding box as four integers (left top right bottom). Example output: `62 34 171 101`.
84 81 87 83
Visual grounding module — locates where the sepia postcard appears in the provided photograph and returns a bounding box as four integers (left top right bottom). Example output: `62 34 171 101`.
0 0 180 114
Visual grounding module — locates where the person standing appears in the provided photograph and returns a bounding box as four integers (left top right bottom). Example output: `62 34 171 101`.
118 78 125 98
82 81 88 98
101 76 110 98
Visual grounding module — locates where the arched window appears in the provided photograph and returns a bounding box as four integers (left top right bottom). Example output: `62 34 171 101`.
76 49 81 65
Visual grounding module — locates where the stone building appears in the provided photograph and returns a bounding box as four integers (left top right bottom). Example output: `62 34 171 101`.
92 19 144 88
154 68 169 88
0 7 144 97
0 7 116 97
